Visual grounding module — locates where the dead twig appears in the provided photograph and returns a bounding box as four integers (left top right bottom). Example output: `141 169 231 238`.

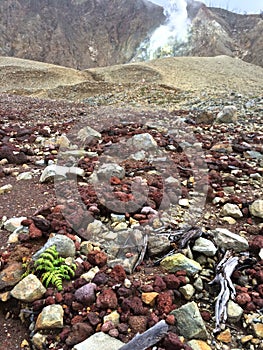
209 250 239 333
118 320 169 350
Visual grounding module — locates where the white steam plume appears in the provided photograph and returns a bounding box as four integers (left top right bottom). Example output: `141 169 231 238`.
135 0 190 61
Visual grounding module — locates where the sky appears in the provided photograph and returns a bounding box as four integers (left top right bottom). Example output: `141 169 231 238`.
149 0 262 14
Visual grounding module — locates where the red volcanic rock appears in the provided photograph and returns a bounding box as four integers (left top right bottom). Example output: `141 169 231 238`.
141 284 154 292
101 320 115 333
252 296 263 308
92 271 109 285
82 261 92 272
108 328 119 338
156 291 174 314
163 274 180 289
250 236 263 251
236 293 252 305
29 222 43 239
117 323 129 334
21 219 33 226
163 332 192 350
117 286 133 298
255 270 263 284
71 301 83 311
165 314 175 325
96 289 118 309
32 299 45 312
71 315 84 325
59 327 71 342
201 310 212 321
110 176 122 185
121 296 144 314
63 292 75 306
109 265 127 283
153 276 167 292
66 323 94 346
128 315 148 334
87 312 101 327
258 284 263 297
246 302 257 311
87 250 107 267
45 296 55 305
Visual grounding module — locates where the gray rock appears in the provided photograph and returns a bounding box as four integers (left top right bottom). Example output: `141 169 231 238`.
73 332 124 350
129 150 146 161
192 237 217 257
3 216 27 232
75 283 97 306
171 301 208 339
212 228 249 252
249 199 263 219
147 233 170 257
160 253 202 276
77 126 101 142
193 277 203 292
11 274 46 302
220 203 243 218
126 133 157 151
96 163 125 180
33 234 76 260
40 164 85 182
215 105 237 123
227 300 243 323
244 151 263 160
35 304 64 330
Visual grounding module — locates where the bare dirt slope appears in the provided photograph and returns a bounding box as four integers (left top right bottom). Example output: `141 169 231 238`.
0 55 263 103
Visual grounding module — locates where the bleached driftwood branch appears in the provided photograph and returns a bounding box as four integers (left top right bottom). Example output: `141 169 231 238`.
118 320 169 350
209 250 239 333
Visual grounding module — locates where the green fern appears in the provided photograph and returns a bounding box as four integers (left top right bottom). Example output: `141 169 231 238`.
32 245 76 291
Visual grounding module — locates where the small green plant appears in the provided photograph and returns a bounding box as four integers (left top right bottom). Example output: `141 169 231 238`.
23 245 76 291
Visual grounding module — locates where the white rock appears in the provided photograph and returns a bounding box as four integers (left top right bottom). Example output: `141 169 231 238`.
179 284 195 300
81 266 100 282
126 133 157 151
249 199 263 219
220 203 243 218
179 198 190 207
17 171 33 180
40 164 85 182
4 217 27 232
0 184 13 194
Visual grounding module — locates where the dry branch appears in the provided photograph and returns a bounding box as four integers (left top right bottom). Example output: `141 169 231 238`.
209 250 239 333
118 320 169 350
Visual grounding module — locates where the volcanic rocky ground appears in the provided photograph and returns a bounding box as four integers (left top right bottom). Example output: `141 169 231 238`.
0 56 262 350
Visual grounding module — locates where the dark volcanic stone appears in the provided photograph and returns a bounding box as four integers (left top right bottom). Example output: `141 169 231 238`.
66 323 94 346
